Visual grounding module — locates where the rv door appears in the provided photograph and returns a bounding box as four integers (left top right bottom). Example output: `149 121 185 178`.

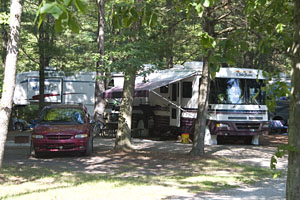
170 83 181 127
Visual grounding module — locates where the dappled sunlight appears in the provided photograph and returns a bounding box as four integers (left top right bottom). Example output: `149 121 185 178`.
2 134 288 199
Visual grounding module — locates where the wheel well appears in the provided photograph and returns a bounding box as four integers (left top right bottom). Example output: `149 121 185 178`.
273 116 283 120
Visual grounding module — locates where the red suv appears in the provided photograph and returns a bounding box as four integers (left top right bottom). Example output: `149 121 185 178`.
31 104 94 157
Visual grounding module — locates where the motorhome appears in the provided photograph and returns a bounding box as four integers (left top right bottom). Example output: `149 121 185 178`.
13 70 96 115
104 61 269 145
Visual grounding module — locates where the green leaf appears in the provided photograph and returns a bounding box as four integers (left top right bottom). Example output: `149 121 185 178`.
149 13 157 27
199 32 216 49
40 2 56 14
64 0 72 6
276 23 285 33
74 0 88 13
130 7 139 21
54 20 63 32
192 3 204 17
40 2 63 20
203 0 211 7
68 15 80 33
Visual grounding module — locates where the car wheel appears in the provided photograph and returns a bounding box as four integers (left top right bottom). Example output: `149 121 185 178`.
29 141 43 158
83 137 93 156
14 122 24 131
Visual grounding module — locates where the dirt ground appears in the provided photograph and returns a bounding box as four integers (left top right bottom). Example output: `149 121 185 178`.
3 131 288 171
3 131 289 199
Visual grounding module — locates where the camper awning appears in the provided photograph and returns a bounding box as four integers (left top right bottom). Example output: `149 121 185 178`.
103 68 198 99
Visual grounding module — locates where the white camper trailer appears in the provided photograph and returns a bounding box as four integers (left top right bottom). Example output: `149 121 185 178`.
104 61 269 144
13 70 96 115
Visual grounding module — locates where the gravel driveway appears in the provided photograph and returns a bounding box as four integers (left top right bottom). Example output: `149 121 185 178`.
4 132 288 200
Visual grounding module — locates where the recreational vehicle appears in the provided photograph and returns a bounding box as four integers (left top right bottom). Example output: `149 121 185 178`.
104 61 269 145
13 70 96 115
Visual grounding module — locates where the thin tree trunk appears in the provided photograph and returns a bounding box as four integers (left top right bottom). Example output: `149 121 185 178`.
94 0 106 120
190 54 211 156
0 0 23 169
114 70 136 150
38 20 45 112
190 7 214 156
38 16 52 113
286 0 300 198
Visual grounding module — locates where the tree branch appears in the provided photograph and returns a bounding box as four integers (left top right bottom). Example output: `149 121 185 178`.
216 27 236 35
19 46 39 64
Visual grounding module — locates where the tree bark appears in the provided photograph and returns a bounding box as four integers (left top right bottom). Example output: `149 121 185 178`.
94 0 106 120
114 70 136 151
38 21 45 113
190 8 214 156
38 16 53 113
0 0 23 169
190 54 211 156
286 0 300 198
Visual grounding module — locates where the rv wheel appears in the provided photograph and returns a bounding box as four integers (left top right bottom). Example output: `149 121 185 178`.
204 127 218 145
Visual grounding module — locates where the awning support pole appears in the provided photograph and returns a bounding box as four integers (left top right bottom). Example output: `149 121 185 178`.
150 90 186 111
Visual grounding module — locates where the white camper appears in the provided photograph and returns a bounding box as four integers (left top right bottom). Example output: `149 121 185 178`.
13 70 96 115
104 61 269 144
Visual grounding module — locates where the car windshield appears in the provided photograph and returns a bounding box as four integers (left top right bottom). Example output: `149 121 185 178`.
209 78 266 105
39 108 85 124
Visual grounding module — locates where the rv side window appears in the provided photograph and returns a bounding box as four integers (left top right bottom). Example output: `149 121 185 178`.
108 79 114 87
182 82 192 98
160 86 168 93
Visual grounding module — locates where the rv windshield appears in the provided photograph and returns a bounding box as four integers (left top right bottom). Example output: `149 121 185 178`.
209 78 266 105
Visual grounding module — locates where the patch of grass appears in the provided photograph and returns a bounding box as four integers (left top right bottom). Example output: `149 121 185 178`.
0 157 279 200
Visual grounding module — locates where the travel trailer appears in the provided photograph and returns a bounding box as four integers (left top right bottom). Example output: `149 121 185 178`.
13 70 96 115
104 61 269 145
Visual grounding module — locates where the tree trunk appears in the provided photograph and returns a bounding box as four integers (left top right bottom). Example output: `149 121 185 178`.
190 8 214 156
38 16 52 113
114 70 136 151
38 21 45 113
190 54 211 156
0 0 23 169
94 0 106 120
286 0 300 198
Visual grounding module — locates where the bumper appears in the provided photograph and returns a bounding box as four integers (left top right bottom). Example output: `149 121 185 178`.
32 138 89 153
208 120 269 136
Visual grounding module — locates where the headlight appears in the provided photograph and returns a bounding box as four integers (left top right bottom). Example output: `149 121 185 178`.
216 123 229 128
32 135 44 139
75 134 88 139
262 123 269 128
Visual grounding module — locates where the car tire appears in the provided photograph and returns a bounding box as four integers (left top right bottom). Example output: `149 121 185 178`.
14 122 24 131
29 141 43 158
83 137 93 156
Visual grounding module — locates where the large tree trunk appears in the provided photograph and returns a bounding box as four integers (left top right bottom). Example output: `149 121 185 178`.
286 0 300 198
190 54 211 156
0 0 23 169
94 0 106 120
114 70 135 151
